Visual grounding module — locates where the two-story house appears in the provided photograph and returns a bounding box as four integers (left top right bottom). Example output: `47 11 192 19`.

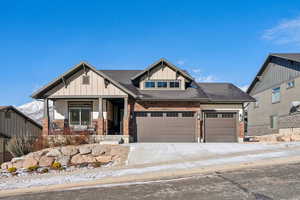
32 58 254 143
247 53 300 137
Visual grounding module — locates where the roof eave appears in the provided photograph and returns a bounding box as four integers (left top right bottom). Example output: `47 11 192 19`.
31 62 138 99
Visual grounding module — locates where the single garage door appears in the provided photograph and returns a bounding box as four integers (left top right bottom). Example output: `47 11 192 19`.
135 111 196 142
204 112 237 142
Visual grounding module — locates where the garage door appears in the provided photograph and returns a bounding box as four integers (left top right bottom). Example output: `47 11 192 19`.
204 112 237 142
135 111 196 142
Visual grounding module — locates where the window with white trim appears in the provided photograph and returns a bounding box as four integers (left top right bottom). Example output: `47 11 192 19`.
287 80 295 89
272 87 280 103
69 103 92 126
270 115 278 129
144 80 181 89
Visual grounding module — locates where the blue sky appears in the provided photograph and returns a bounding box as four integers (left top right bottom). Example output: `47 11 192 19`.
1 0 300 106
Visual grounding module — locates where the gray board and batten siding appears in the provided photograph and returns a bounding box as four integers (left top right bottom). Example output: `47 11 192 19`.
250 56 300 95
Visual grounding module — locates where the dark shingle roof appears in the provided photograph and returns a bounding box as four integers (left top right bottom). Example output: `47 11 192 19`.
198 83 255 102
100 70 209 100
99 70 253 102
270 53 300 63
32 61 254 103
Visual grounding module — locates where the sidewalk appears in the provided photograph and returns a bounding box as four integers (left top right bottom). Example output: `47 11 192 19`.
1 142 300 197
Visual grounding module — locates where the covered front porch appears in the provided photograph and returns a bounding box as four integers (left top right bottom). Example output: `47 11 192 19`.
43 96 130 140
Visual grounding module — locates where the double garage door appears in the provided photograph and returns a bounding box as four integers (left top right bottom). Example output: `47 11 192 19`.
135 111 238 143
135 111 196 142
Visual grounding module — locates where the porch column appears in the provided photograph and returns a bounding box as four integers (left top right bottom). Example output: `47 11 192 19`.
97 97 104 135
123 97 129 137
42 98 49 137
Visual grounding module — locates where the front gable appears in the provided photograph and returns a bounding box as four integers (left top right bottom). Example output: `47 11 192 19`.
32 62 136 99
131 58 193 90
46 67 127 97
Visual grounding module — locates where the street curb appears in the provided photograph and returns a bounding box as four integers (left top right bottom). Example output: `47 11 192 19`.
1 155 300 198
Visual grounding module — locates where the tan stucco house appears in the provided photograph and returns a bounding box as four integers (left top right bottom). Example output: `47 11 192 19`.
32 58 254 143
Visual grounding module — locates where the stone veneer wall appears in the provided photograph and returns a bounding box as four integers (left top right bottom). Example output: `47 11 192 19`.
47 135 131 146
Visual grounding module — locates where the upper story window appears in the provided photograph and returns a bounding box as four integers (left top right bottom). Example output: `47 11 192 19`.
272 87 280 103
157 81 168 88
144 80 181 89
287 80 295 89
144 81 155 88
169 80 180 88
82 75 90 85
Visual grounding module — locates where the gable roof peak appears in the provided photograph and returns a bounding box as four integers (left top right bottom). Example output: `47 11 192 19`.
130 58 194 81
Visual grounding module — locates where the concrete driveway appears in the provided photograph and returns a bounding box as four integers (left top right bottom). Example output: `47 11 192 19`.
127 142 300 166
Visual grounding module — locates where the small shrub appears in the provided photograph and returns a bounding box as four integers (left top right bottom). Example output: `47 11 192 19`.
51 162 62 170
27 165 39 172
7 135 37 157
8 167 17 173
40 168 49 173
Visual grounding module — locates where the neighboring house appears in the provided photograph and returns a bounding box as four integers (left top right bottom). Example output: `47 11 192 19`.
32 58 254 143
0 106 42 163
247 53 300 137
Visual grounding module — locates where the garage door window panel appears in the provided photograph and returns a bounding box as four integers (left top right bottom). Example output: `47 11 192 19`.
166 112 178 117
151 112 163 117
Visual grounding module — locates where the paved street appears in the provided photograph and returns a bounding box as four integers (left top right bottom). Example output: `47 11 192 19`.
2 162 300 200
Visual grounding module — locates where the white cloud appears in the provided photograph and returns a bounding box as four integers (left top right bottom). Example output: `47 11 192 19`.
191 69 201 74
238 85 249 92
189 68 217 82
196 75 217 82
262 16 300 45
176 60 185 65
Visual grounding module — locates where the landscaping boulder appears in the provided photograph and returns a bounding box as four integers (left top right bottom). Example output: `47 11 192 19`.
12 160 24 169
71 154 84 165
56 155 70 166
291 134 300 141
26 152 43 161
61 146 78 156
46 149 62 157
71 154 96 165
1 162 10 170
95 155 112 163
91 145 110 156
22 158 38 169
83 155 97 163
79 145 92 155
39 156 55 167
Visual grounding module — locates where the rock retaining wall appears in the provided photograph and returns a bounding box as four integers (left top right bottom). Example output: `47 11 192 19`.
1 144 129 171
